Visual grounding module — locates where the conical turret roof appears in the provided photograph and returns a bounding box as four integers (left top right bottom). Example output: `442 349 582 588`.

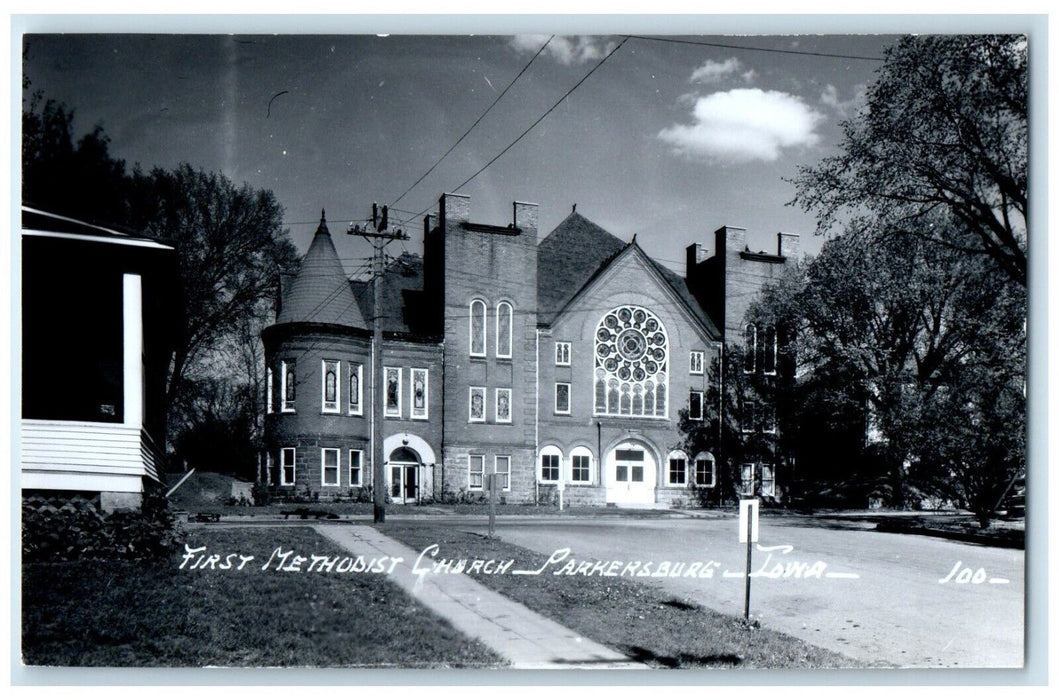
276 211 365 327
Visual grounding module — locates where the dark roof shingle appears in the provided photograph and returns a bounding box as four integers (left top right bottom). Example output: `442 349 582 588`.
277 213 365 327
536 211 626 324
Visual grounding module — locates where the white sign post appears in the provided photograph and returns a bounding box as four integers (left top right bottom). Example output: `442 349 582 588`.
739 499 760 623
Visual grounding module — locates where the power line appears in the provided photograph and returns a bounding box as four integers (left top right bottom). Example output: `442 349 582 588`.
624 35 886 62
404 36 630 223
390 35 556 210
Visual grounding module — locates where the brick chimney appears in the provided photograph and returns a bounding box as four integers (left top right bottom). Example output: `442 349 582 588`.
685 242 708 275
715 225 747 255
777 232 800 259
514 201 538 239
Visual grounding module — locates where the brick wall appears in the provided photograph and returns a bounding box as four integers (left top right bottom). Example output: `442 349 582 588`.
436 194 540 503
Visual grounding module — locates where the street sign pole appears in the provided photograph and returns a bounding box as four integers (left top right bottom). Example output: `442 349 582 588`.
487 473 497 538
739 498 760 623
744 511 753 622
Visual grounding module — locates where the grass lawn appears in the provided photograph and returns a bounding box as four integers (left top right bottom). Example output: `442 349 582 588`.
380 523 878 670
22 526 502 668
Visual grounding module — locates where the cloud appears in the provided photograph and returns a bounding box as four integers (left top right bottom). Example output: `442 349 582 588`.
510 35 618 65
658 88 824 163
689 57 742 84
820 83 867 118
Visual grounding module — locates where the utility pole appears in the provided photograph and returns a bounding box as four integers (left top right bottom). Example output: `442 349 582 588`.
349 203 409 524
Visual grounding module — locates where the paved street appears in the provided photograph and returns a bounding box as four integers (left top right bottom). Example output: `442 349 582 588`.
419 515 1024 669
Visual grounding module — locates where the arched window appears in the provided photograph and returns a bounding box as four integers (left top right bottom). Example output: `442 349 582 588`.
693 452 716 487
762 325 777 375
667 449 688 486
469 299 487 357
743 323 757 373
496 301 513 358
539 445 563 483
593 305 668 418
569 446 594 484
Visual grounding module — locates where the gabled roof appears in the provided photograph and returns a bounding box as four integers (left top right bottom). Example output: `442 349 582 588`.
276 212 365 327
537 211 626 325
537 211 720 339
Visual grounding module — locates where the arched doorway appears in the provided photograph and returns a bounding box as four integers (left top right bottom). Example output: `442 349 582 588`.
382 433 437 505
388 446 420 504
604 440 657 505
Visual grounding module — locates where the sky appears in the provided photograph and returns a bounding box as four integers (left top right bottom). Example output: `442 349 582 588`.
22 31 898 278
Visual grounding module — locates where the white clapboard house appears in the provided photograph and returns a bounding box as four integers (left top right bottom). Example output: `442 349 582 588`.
20 208 179 511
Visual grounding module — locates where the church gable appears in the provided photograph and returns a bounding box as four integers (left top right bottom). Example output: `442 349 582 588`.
550 243 719 348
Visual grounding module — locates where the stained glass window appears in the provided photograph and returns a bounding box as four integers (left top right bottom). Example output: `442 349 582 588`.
496 388 512 423
470 300 486 356
469 387 485 422
496 302 512 358
411 368 428 419
322 360 339 413
282 361 296 412
385 367 401 417
593 305 668 418
348 364 362 415
555 383 571 414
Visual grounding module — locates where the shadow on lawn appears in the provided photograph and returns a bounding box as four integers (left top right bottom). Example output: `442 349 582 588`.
624 644 743 669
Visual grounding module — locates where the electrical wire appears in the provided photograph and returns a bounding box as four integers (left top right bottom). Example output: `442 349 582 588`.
390 35 556 210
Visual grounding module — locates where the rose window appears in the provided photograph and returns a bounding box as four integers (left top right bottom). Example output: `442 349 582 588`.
594 305 668 417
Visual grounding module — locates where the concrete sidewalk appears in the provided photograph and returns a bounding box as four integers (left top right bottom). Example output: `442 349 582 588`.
312 523 645 670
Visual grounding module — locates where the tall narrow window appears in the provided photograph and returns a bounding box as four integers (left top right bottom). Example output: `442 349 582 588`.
470 299 487 357
740 463 755 495
554 383 571 415
763 326 777 375
280 447 296 485
322 360 340 413
496 301 513 359
468 454 485 490
468 387 486 423
555 341 571 366
690 350 704 374
668 450 688 486
266 367 274 414
689 390 704 421
743 324 757 374
349 449 363 486
384 367 401 418
742 399 759 434
494 455 511 491
495 388 512 423
763 405 777 434
281 361 296 412
761 464 776 497
321 448 340 486
348 363 363 415
410 368 428 420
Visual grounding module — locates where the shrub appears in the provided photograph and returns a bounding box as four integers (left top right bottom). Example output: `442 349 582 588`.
22 491 183 563
251 481 272 506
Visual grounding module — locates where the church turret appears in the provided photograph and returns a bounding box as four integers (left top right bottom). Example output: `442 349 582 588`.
276 210 364 328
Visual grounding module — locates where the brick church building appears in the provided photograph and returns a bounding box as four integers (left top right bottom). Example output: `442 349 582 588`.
261 193 795 507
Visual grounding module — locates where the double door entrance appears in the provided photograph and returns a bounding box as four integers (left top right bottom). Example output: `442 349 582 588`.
390 463 418 503
605 442 657 505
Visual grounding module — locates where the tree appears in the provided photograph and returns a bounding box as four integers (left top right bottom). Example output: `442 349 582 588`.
748 215 1026 522
794 35 1028 286
678 346 793 506
126 164 298 414
22 92 130 227
22 92 299 470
